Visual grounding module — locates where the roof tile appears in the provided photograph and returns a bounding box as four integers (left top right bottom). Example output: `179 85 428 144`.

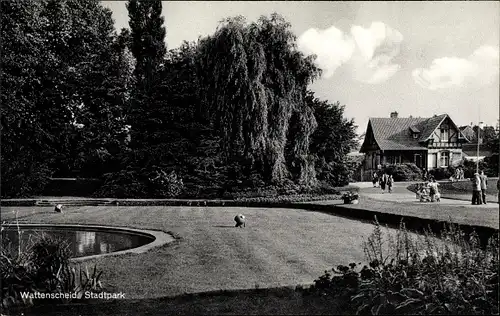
362 114 461 151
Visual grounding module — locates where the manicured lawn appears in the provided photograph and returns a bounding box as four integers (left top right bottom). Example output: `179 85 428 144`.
438 178 499 203
0 205 420 313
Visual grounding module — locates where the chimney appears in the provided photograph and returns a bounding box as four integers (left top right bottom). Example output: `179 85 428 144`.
390 111 398 118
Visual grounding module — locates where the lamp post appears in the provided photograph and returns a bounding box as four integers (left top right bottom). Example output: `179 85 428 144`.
476 122 484 174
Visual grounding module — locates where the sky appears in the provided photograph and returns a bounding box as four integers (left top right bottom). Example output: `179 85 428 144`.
101 1 500 136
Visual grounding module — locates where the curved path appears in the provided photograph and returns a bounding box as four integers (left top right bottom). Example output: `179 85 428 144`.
353 181 486 205
347 181 499 229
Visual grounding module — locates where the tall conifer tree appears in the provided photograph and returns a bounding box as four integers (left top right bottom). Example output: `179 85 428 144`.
126 0 166 152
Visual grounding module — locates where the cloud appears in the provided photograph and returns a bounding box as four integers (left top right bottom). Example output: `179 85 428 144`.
297 22 404 83
297 26 354 78
412 45 500 90
350 22 404 84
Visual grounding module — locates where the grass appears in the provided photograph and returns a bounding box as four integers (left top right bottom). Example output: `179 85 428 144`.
437 178 499 203
0 205 428 315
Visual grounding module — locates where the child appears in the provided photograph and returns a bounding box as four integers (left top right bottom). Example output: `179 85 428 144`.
416 183 423 200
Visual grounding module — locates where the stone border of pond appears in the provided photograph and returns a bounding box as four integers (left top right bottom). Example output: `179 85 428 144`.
0 223 176 262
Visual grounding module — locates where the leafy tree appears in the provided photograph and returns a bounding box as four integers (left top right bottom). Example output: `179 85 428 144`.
197 14 321 186
1 0 53 197
97 0 176 197
307 91 358 186
1 0 131 196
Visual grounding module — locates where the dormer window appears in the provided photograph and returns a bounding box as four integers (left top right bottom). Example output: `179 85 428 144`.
409 126 420 139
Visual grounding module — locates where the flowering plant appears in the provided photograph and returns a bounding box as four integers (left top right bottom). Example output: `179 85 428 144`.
342 191 359 203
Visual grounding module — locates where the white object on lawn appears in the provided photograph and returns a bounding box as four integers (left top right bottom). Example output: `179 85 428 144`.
54 204 63 213
234 214 246 227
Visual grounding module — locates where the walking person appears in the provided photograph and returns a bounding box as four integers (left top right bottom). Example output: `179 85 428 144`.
379 173 387 193
372 172 379 188
471 173 482 205
387 175 394 193
479 170 488 204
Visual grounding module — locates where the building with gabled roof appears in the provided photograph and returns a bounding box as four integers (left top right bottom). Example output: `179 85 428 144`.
359 111 470 179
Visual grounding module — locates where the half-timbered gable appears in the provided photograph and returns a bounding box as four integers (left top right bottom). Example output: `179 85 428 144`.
359 112 470 179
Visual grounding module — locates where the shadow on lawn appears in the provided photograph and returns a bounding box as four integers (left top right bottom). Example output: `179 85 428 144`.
12 286 336 316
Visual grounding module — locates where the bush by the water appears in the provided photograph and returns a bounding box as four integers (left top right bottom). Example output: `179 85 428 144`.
306 218 499 315
383 163 422 181
1 220 104 311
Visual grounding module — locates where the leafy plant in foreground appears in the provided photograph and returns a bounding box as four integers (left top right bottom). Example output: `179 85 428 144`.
1 224 104 311
308 217 499 315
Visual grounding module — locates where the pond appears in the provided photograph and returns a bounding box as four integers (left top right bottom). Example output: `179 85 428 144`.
1 226 155 259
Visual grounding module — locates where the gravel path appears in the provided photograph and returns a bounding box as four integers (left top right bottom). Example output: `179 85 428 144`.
346 182 499 229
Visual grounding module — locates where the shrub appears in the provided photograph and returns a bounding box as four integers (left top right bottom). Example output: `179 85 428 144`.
383 163 422 181
315 159 351 187
462 159 492 178
95 169 148 198
429 166 456 180
1 162 52 198
42 178 102 197
307 218 499 315
147 168 184 198
95 167 184 198
1 218 104 311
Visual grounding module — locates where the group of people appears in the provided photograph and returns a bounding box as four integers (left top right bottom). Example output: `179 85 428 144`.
416 178 441 202
451 167 465 182
372 172 394 193
471 171 488 205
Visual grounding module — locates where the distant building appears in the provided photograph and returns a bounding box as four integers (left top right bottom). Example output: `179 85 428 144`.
358 112 470 180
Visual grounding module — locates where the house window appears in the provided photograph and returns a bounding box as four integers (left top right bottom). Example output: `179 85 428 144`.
440 152 449 167
440 128 449 142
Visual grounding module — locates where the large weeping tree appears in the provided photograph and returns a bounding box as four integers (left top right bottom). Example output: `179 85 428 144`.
197 13 321 186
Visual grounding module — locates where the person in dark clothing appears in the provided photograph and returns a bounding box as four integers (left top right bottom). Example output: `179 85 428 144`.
471 173 482 205
380 173 387 192
479 170 488 204
372 172 379 187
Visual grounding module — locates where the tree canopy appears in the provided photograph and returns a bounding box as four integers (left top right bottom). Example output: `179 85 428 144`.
197 14 322 185
2 5 359 198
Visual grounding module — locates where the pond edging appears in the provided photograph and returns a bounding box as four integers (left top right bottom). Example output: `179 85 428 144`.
0 223 176 262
